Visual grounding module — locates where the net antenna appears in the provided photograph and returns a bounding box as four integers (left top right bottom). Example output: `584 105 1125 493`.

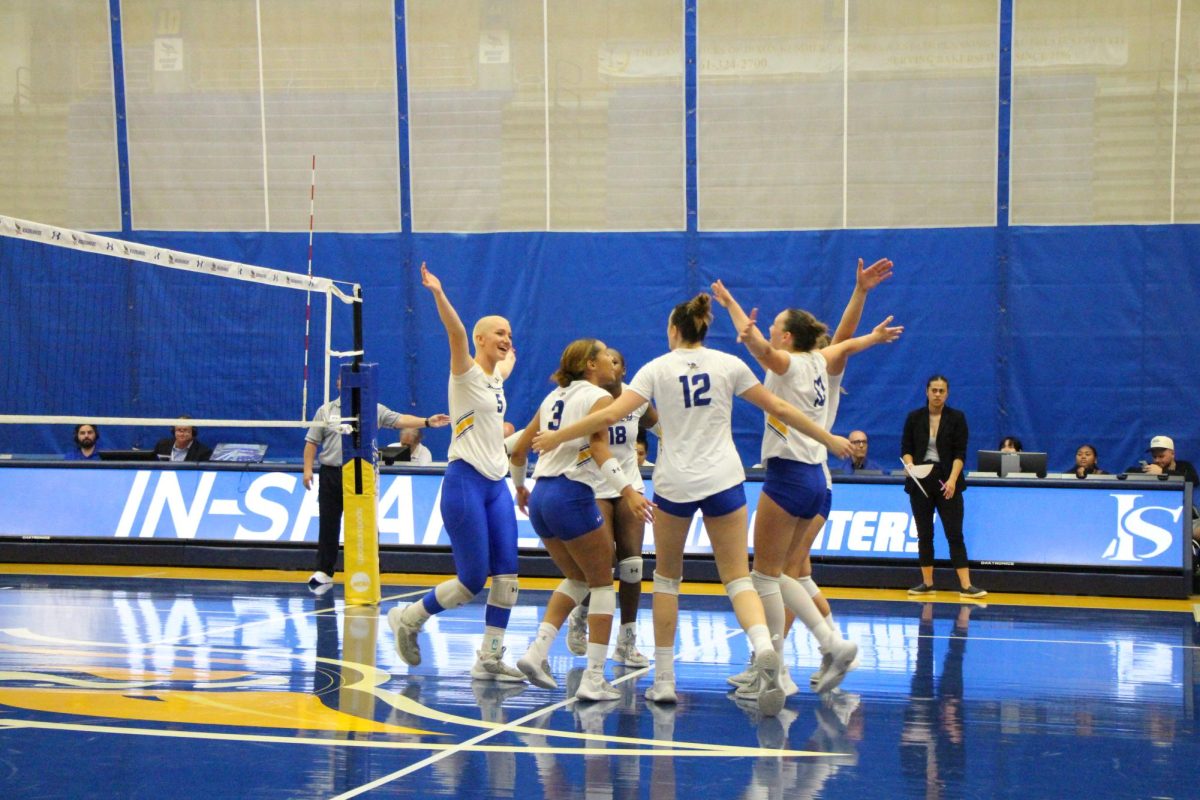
0 214 361 437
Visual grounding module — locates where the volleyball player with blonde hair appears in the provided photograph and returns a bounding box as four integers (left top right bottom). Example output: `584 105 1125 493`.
510 339 653 700
387 263 524 681
534 293 852 717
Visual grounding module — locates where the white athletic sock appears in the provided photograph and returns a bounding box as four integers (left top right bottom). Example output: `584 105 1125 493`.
481 626 505 656
654 646 675 677
823 612 843 642
780 575 835 650
527 622 558 661
402 601 431 626
586 641 607 671
746 623 773 658
621 621 636 638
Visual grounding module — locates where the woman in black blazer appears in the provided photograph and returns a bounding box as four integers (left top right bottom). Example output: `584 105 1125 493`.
900 375 985 598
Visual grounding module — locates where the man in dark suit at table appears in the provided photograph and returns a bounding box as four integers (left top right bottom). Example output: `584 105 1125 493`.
154 418 212 462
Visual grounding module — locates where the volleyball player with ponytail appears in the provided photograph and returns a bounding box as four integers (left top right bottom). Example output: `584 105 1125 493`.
534 294 852 717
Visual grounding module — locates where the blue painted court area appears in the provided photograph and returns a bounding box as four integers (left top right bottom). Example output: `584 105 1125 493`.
0 572 1196 799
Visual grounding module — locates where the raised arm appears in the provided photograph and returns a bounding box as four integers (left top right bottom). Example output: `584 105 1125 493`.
711 280 790 375
531 388 649 454
739 384 853 459
421 262 474 376
820 315 903 372
494 345 516 380
830 258 894 347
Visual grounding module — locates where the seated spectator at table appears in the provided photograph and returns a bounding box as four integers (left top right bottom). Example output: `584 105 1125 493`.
830 429 881 473
64 423 100 460
1138 436 1198 483
998 436 1023 453
399 427 433 466
1137 436 1200 548
154 418 212 462
1070 444 1106 478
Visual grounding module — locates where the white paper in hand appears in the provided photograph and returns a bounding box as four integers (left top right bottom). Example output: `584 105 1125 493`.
900 460 932 498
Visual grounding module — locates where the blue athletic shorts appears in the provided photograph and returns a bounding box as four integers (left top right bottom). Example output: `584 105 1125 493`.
761 458 826 519
527 475 605 541
818 487 832 519
654 483 746 518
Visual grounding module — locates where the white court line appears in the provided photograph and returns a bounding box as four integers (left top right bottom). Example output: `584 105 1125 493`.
331 626 746 799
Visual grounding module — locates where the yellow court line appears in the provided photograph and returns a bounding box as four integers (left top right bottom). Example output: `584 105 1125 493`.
0 562 1195 613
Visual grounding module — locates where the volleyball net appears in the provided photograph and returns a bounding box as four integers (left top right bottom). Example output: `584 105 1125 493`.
0 214 362 455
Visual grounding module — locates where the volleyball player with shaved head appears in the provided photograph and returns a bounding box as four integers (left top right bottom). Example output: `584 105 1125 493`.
388 263 524 681
534 293 853 718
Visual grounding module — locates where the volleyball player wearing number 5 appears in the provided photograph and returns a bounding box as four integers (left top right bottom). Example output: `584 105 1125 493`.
508 339 654 701
533 294 853 718
388 263 524 681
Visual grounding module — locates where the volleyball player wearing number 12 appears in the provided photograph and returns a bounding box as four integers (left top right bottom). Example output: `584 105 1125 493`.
388 263 525 682
533 294 852 718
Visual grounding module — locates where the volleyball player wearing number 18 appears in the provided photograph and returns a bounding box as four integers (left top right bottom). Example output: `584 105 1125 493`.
387 263 524 682
534 294 852 718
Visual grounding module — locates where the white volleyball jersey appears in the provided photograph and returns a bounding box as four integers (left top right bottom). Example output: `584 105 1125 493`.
821 370 843 488
628 347 758 503
532 380 611 483
596 382 649 499
447 362 508 480
761 350 829 466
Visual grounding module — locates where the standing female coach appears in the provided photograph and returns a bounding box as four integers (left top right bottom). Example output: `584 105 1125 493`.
901 375 986 599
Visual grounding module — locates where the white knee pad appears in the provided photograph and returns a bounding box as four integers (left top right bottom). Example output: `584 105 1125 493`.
555 578 590 605
652 570 681 596
588 584 616 617
797 575 821 598
617 556 643 584
435 578 477 610
724 575 755 601
751 570 781 597
487 574 519 609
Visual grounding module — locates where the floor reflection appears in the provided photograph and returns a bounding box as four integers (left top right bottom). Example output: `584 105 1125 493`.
0 574 1196 800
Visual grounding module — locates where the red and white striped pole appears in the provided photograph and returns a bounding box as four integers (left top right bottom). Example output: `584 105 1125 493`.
302 155 316 421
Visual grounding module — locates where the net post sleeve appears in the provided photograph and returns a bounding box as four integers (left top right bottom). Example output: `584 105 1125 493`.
340 361 380 606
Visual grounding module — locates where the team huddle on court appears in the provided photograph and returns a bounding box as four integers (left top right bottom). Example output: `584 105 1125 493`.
328 258 907 718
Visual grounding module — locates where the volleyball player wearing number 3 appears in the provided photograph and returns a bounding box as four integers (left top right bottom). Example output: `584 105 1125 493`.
507 339 654 701
533 294 852 718
388 263 525 682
